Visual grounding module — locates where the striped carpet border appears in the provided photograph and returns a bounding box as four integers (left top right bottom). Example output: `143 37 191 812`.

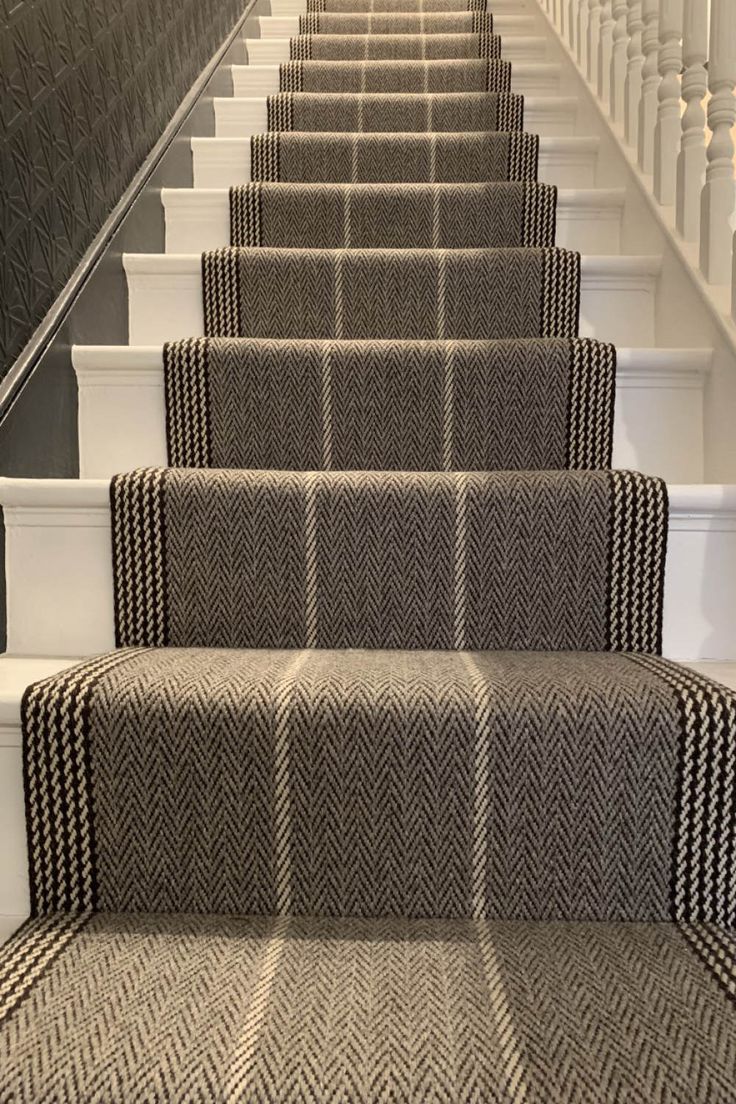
680 923 736 1007
111 471 170 647
625 655 736 926
0 912 92 1028
566 338 616 469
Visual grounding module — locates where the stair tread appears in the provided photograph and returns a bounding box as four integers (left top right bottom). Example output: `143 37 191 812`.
4 911 734 1096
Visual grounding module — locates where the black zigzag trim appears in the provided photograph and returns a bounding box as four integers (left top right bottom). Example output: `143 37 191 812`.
486 59 512 93
540 248 580 337
203 248 242 337
565 339 616 470
605 473 668 655
267 92 295 133
496 93 524 133
280 60 304 91
507 133 539 182
251 133 280 182
477 33 501 60
230 183 263 247
0 913 93 1027
290 35 313 60
111 469 170 647
164 338 212 468
680 924 736 1007
522 183 557 247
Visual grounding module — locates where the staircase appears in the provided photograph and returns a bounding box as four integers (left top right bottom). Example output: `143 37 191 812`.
2 0 736 1097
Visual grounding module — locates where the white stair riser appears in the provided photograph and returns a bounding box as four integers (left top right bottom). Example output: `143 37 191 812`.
2 482 734 661
245 35 549 65
230 63 562 97
191 135 600 189
0 745 26 920
72 349 708 483
162 187 623 254
257 14 538 37
214 96 579 138
123 255 660 347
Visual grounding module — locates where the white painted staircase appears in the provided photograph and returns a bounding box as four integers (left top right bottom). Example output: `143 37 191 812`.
2 0 736 946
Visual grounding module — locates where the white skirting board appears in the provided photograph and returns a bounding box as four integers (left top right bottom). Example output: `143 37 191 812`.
1 477 735 663
161 186 625 255
122 252 662 347
214 95 579 139
71 344 710 484
191 134 601 190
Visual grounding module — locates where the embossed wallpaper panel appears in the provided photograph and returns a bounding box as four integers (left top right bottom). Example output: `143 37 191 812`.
0 0 245 379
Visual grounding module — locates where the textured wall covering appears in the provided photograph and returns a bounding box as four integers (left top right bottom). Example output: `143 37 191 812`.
0 0 245 380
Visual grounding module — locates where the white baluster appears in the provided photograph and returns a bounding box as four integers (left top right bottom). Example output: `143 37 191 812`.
625 1 644 146
569 0 579 53
701 0 736 283
638 0 660 171
676 0 708 240
588 0 603 84
611 0 630 121
653 0 684 205
598 1 616 105
579 0 591 69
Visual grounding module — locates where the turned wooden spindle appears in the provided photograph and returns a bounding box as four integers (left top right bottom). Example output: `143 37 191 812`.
624 1 644 146
653 0 684 205
611 0 630 122
638 0 660 171
701 0 736 283
588 0 603 85
598 1 616 105
578 0 591 69
676 0 708 240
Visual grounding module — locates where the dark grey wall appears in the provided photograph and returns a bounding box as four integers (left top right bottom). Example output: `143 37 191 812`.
0 0 245 381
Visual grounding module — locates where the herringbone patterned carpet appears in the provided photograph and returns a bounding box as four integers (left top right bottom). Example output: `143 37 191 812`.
3 0 736 1097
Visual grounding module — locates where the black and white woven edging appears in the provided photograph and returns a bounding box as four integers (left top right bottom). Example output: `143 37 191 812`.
497 93 524 133
305 0 489 7
523 183 557 247
471 11 493 33
625 655 736 926
606 471 667 654
0 913 93 1028
540 248 580 337
487 59 512 94
164 338 212 467
251 133 280 182
203 248 242 337
230 183 262 247
111 470 170 647
508 132 539 182
289 34 313 60
280 60 304 92
267 92 294 133
22 649 147 913
679 924 736 1007
566 339 616 469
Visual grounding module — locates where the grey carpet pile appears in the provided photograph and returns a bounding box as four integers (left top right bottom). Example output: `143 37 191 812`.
4 0 736 1098
110 468 665 652
289 30 501 57
202 246 580 338
266 90 523 132
251 129 540 182
163 336 614 470
230 182 556 247
279 57 512 92
298 10 493 33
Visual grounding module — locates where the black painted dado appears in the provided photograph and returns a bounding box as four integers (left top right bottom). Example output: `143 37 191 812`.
0 0 246 382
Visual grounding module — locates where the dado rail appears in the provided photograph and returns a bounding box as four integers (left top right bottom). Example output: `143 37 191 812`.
543 0 736 309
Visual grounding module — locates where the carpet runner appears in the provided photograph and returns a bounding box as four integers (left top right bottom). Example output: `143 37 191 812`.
202 246 580 338
230 182 556 247
163 336 615 470
266 90 523 132
3 0 736 1098
251 129 539 182
279 57 512 91
289 30 501 56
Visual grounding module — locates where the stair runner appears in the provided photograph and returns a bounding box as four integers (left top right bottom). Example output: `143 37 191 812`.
2 1 736 1099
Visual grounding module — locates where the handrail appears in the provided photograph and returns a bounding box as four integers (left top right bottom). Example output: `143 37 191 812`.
0 0 259 425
